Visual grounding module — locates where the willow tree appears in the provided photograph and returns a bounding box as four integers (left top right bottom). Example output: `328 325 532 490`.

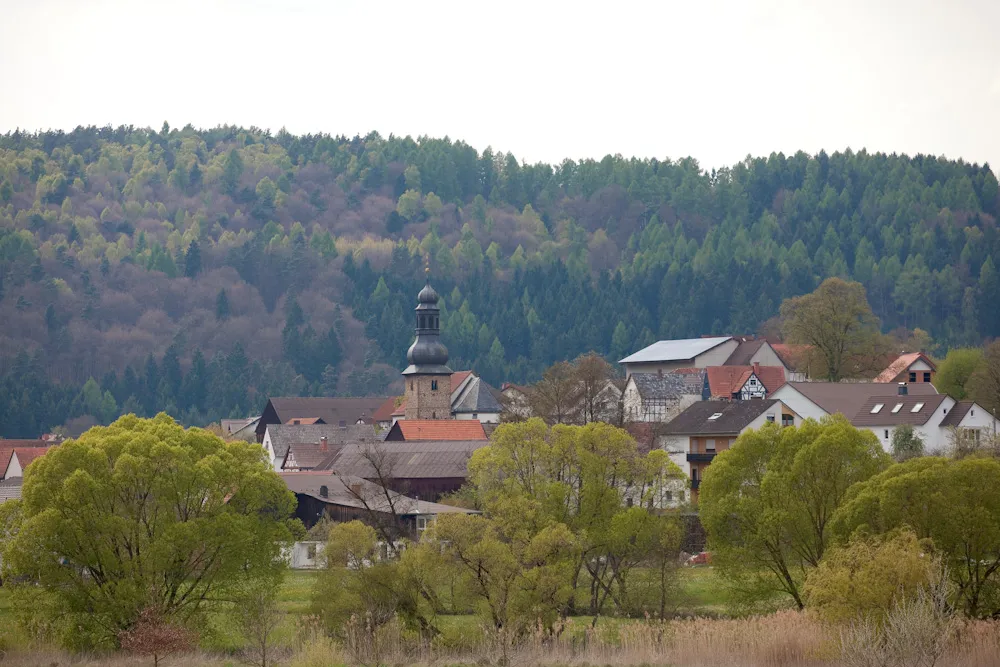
0 414 298 649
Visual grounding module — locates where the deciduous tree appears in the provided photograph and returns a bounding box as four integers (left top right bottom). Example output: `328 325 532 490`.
0 414 298 648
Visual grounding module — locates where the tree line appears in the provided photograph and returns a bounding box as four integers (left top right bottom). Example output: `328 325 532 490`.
1 124 999 436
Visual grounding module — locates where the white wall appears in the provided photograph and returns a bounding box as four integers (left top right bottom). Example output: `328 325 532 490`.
454 411 500 423
768 386 828 420
661 434 691 478
748 343 792 379
261 429 280 470
4 455 22 480
284 541 327 569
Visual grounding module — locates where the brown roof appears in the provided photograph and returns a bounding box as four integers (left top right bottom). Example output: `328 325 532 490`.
279 471 475 516
782 381 939 417
874 353 937 383
706 365 785 398
771 344 812 371
662 400 785 436
265 397 388 428
0 447 13 477
287 417 323 425
283 443 346 470
13 446 52 468
385 420 487 441
724 339 767 366
315 439 488 479
939 400 975 428
852 394 948 426
372 397 400 423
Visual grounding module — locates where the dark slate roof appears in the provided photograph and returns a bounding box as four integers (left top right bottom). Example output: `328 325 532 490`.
781 381 938 417
724 339 768 366
452 377 504 414
940 400 975 428
662 400 782 435
0 477 22 503
630 373 689 400
314 440 488 479
852 394 948 426
279 472 474 516
266 424 378 462
266 397 389 427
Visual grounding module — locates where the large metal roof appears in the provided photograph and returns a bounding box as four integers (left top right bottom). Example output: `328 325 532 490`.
619 337 732 364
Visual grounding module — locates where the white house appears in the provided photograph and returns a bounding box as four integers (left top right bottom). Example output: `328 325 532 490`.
659 399 801 498
623 372 701 423
853 390 1000 454
769 381 940 421
620 337 739 377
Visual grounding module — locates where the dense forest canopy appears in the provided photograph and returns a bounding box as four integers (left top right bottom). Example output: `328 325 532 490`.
1 123 998 436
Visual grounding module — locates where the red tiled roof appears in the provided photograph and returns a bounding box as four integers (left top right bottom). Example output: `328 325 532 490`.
13 446 52 468
0 447 13 476
390 371 476 417
389 420 488 441
372 397 400 422
874 353 936 383
706 366 786 398
771 344 812 371
285 417 322 425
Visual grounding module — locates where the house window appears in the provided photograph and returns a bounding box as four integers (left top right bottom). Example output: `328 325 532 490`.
307 543 317 559
410 381 413 391
472 413 478 419
923 372 931 383
665 491 673 501
432 411 436 419
706 438 716 452
431 380 438 391
781 414 794 427
909 372 917 383
884 429 889 439
416 516 428 532
766 414 775 423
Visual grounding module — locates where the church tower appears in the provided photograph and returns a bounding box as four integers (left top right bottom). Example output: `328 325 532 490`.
402 275 452 420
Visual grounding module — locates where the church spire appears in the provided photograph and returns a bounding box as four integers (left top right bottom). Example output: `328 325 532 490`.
402 272 452 420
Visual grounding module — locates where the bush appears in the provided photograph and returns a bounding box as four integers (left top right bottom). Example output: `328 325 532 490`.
805 530 934 623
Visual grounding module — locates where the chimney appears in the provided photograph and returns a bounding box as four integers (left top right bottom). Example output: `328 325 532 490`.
349 483 362 496
898 382 908 396
320 436 328 452
753 361 760 376
319 485 328 498
657 368 663 377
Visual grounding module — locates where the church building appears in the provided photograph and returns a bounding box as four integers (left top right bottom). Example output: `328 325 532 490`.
401 278 453 420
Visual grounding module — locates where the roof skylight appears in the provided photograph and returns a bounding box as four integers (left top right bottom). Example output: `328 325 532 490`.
871 404 884 414
911 403 925 413
892 403 903 413
708 412 723 421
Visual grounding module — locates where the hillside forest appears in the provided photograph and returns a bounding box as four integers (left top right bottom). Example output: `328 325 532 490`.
1 124 999 436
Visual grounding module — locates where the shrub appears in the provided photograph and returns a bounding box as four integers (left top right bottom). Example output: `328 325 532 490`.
805 529 934 623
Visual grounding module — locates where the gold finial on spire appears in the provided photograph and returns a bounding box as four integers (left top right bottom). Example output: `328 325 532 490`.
424 256 430 281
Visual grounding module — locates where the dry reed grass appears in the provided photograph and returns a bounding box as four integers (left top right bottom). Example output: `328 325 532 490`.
5 612 1000 667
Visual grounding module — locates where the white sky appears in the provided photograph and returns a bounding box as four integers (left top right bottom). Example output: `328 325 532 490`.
2 0 998 170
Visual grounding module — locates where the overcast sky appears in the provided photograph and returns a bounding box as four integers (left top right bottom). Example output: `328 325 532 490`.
2 0 998 170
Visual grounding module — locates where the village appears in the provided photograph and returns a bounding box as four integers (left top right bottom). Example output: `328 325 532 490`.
3 277 996 570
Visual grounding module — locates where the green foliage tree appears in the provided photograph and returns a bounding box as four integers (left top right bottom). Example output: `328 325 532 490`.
968 340 1000 415
804 529 935 623
934 347 985 399
396 189 422 221
467 419 685 616
0 414 297 648
700 416 890 609
780 277 887 381
216 288 231 320
832 456 1000 617
220 148 244 195
183 240 201 277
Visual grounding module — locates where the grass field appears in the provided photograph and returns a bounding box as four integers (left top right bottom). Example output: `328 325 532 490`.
0 565 729 652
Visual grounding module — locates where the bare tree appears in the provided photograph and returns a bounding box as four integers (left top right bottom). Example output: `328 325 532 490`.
235 578 286 667
118 608 196 667
573 352 620 424
529 361 582 424
342 441 416 556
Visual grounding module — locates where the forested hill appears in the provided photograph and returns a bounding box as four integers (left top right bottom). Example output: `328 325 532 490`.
1 124 999 436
